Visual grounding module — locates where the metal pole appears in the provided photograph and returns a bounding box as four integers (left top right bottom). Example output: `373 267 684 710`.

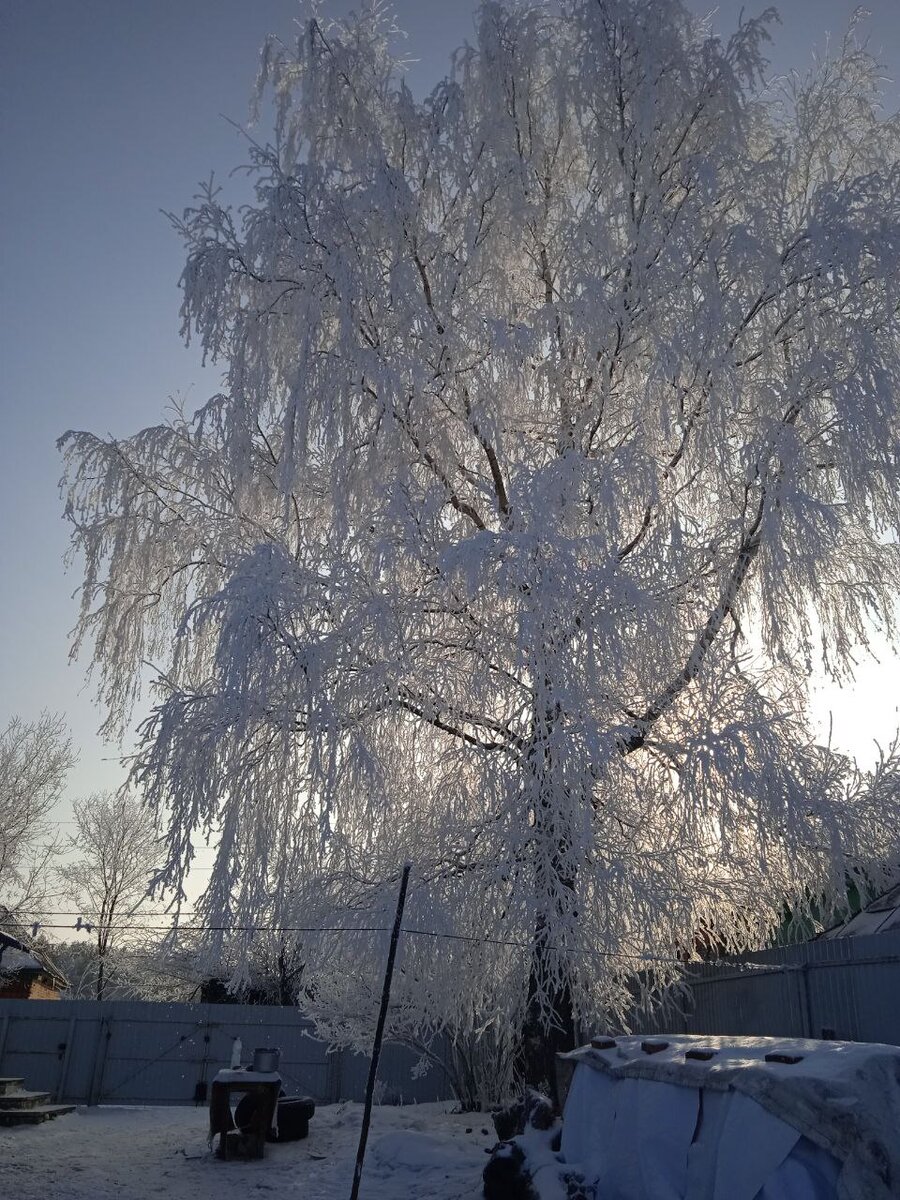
349 863 411 1200
88 1017 112 1106
56 1016 77 1102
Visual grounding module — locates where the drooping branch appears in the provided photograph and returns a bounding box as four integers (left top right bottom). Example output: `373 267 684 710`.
395 687 521 756
619 500 764 753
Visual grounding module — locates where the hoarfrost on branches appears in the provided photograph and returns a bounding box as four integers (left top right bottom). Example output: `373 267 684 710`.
0 712 74 921
58 792 164 1001
61 0 900 1089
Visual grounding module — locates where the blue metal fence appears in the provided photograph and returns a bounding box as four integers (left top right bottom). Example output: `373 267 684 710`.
633 929 900 1045
0 998 452 1106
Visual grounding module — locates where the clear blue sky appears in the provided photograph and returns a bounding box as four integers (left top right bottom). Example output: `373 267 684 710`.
2 0 899 832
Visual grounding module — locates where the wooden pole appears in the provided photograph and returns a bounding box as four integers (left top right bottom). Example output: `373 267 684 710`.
349 862 412 1200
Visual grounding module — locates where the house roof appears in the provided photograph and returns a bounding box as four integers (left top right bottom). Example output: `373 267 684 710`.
0 945 44 974
820 880 900 939
0 928 69 991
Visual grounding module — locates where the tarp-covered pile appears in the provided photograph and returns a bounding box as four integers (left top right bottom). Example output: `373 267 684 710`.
557 1034 900 1200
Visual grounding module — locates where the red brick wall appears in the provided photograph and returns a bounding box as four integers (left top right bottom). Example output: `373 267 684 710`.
0 978 31 1000
0 975 61 1000
27 977 61 1000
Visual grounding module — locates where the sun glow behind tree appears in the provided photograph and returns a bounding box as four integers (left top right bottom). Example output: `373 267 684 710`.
61 0 900 1091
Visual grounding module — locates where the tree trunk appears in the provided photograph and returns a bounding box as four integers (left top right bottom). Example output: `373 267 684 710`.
518 954 576 1103
516 711 579 1101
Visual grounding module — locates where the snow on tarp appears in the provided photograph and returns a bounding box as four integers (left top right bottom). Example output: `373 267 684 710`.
559 1035 900 1200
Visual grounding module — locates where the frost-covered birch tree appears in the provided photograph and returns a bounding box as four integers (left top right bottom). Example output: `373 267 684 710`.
61 0 900 1090
58 792 162 1001
0 713 74 921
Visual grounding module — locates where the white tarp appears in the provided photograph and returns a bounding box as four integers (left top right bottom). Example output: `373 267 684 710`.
560 1035 899 1200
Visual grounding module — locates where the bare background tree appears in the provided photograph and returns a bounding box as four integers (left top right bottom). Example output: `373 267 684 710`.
58 792 162 1000
0 712 74 923
50 935 202 1002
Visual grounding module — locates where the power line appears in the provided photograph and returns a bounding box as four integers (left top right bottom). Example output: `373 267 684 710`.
406 926 685 966
27 921 392 935
13 919 688 966
27 910 199 918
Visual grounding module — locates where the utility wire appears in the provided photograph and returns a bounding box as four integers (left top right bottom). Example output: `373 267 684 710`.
26 910 200 918
12 919 690 966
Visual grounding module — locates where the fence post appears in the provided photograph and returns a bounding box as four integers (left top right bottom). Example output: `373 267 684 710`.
349 863 412 1200
88 1016 112 1105
788 964 814 1039
326 1046 343 1103
55 1016 77 1102
800 964 814 1039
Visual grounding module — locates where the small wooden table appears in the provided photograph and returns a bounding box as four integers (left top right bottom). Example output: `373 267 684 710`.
209 1070 281 1160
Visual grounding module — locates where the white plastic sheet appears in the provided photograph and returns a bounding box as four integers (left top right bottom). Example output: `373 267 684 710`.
561 1049 845 1199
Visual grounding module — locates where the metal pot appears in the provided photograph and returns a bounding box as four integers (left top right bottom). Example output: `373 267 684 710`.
252 1046 280 1073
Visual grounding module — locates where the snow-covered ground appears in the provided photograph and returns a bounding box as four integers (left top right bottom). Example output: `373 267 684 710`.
0 1101 491 1200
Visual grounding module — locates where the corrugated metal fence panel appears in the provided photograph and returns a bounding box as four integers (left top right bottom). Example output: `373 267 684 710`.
0 1003 83 1099
744 930 900 1044
0 998 453 1106
805 960 859 1042
633 933 900 1047
336 1039 451 1105
850 958 900 1044
688 965 808 1040
97 1002 332 1107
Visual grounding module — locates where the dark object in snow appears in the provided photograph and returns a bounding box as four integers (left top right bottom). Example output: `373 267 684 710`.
483 1141 538 1200
492 1089 555 1141
524 1089 556 1131
641 1039 669 1054
564 1178 592 1199
484 1090 583 1200
220 1129 261 1160
764 1052 804 1065
590 1037 616 1050
210 1075 280 1160
270 1096 316 1142
685 1048 717 1061
491 1100 523 1142
234 1089 275 1137
234 1088 315 1142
